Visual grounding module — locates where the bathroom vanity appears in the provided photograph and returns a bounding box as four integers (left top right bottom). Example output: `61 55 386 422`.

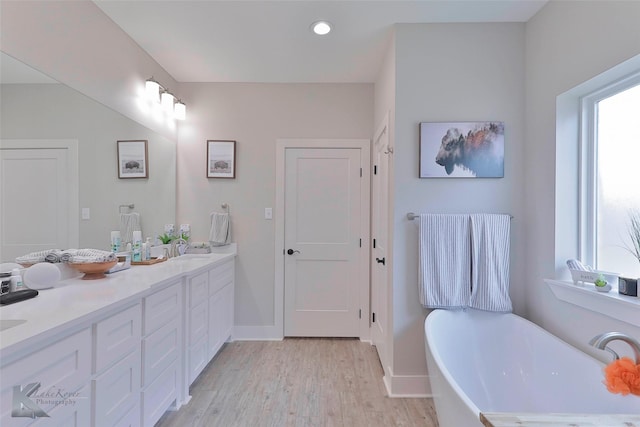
0 247 236 427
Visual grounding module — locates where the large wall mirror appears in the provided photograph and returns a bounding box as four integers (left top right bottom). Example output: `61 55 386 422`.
0 52 176 262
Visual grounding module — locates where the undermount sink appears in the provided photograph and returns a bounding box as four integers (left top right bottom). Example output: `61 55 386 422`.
169 254 212 262
0 319 27 332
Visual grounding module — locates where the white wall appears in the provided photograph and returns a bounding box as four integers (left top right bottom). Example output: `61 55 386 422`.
389 23 526 391
176 83 373 334
1 0 180 141
525 1 640 356
1 83 176 250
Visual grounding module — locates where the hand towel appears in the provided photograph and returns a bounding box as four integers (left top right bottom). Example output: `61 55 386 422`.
469 214 512 312
418 214 471 309
119 212 141 245
209 212 231 247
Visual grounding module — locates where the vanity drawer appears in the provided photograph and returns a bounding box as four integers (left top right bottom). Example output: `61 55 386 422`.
188 272 209 308
142 320 179 387
144 281 180 335
95 304 142 373
209 260 234 295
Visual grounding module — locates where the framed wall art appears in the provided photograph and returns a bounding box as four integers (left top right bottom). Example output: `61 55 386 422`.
207 140 236 179
117 140 148 179
419 121 504 178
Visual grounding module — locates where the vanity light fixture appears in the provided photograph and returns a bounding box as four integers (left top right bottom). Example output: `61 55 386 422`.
174 100 186 121
144 77 187 121
161 90 175 113
311 20 332 36
145 77 161 103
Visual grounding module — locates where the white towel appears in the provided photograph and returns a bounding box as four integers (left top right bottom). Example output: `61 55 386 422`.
469 214 512 312
209 212 231 246
418 214 471 309
119 212 141 245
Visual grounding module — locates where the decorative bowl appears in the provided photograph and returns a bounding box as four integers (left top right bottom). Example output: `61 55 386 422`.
68 261 117 280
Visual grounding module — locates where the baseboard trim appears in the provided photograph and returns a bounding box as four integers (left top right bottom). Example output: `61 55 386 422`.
232 325 283 341
383 366 432 397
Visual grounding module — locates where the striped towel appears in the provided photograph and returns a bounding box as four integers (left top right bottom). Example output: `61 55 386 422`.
418 214 471 309
119 212 141 245
209 212 231 247
469 214 512 312
16 249 60 265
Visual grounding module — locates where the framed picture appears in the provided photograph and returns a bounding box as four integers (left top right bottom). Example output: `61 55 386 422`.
207 140 236 179
117 140 148 179
419 122 504 178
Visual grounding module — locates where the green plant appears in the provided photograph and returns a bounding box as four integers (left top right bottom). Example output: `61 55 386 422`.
159 233 174 244
624 210 640 265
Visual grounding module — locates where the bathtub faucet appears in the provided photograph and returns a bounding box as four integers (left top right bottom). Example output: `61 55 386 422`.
589 332 640 364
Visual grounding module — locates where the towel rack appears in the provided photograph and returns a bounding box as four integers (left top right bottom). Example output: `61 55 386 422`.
119 204 134 213
406 212 513 220
221 203 229 212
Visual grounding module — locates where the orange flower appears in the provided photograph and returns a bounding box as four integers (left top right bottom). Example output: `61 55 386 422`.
604 357 640 396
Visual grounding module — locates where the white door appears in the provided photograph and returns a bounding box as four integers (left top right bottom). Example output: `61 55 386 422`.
0 145 74 262
371 116 391 368
284 148 362 337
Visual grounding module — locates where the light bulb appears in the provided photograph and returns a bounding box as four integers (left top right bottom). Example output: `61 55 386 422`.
311 21 331 36
174 101 186 121
145 78 160 103
161 91 175 113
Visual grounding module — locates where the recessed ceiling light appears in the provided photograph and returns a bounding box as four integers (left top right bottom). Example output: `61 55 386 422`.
311 20 332 36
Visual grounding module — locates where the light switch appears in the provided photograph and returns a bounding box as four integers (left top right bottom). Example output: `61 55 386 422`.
264 208 273 220
81 208 90 220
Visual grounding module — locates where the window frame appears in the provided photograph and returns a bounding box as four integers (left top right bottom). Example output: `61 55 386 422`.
578 72 640 269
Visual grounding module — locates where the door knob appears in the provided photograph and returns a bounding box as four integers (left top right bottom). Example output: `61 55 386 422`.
287 249 301 255
376 257 386 265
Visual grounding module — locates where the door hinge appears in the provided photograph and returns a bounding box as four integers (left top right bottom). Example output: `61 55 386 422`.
359 309 362 319
374 165 377 175
360 167 363 177
359 238 362 248
373 238 376 249
372 312 376 323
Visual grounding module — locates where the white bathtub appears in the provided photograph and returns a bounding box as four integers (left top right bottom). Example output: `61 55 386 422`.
424 309 640 427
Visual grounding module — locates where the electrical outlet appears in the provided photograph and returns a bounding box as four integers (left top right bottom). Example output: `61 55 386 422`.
265 208 272 220
81 208 90 220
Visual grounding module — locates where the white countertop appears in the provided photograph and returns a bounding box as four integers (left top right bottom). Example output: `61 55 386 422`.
0 246 236 360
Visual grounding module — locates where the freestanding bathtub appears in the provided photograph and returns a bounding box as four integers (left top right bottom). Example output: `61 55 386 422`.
424 309 640 427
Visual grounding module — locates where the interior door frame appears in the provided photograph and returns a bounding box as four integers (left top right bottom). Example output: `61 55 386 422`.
275 139 371 340
0 139 79 251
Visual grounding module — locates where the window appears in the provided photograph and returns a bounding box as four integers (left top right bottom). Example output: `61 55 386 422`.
581 76 640 278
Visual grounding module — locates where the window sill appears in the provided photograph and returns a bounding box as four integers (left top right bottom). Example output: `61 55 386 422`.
545 279 640 328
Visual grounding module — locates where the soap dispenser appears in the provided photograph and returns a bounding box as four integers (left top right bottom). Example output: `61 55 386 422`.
132 230 142 262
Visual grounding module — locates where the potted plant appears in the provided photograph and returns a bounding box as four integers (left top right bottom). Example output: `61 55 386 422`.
623 210 640 266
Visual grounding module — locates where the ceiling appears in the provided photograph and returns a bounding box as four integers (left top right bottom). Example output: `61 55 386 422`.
94 0 548 84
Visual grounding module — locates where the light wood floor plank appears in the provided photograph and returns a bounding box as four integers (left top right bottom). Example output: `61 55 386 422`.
156 338 439 427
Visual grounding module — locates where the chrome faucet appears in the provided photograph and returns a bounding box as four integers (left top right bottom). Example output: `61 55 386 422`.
169 238 189 258
589 332 640 364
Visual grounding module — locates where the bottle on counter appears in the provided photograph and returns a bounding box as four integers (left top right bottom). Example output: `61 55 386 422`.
132 230 142 262
111 230 121 253
145 237 152 260
10 268 24 292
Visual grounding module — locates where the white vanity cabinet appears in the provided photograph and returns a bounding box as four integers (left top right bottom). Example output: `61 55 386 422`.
208 260 234 359
186 258 235 387
0 328 92 427
92 303 142 427
141 280 182 427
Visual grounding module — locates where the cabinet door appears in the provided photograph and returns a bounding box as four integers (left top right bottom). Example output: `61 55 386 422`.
94 304 141 373
142 320 179 388
208 283 233 358
188 272 208 308
188 335 208 385
208 260 233 295
142 360 178 427
93 349 141 427
0 328 91 425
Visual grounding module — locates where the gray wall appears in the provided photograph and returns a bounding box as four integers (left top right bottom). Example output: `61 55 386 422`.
525 1 640 355
176 83 374 333
390 23 526 383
